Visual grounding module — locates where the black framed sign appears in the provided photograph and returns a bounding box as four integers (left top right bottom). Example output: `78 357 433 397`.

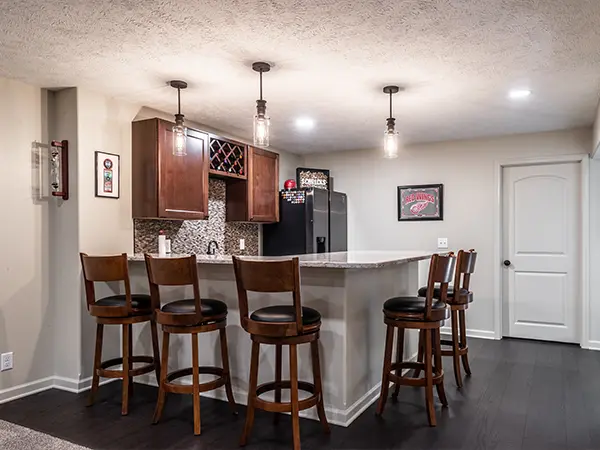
397 184 443 221
296 167 330 190
95 151 120 199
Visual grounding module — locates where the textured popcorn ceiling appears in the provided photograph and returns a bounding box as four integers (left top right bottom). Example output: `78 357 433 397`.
1 0 600 153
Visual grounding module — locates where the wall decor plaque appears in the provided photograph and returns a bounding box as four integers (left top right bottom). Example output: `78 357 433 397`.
95 151 120 199
296 167 330 190
397 184 443 221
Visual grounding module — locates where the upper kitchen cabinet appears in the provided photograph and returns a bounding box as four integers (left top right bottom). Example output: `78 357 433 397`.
132 118 209 220
226 146 279 223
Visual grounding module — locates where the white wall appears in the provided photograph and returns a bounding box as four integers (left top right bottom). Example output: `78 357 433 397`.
0 79 54 392
303 128 592 336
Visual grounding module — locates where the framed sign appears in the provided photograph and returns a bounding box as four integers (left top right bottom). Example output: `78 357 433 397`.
296 167 330 190
398 184 443 221
95 151 120 199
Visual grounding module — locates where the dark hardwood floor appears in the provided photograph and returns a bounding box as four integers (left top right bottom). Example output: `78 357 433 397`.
1 338 599 449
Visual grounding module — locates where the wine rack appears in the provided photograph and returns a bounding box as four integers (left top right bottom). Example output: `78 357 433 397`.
209 135 247 179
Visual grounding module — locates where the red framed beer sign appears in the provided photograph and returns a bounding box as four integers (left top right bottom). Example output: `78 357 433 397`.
397 184 444 221
95 151 120 199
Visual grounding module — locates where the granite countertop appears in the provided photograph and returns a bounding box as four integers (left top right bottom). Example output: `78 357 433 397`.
128 251 433 269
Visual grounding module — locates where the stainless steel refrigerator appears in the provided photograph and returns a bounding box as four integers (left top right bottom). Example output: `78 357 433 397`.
262 188 347 256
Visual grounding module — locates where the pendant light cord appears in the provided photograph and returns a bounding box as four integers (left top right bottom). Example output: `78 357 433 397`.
389 91 393 119
259 70 263 101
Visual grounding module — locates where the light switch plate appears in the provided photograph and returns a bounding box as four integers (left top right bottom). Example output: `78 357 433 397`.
239 239 245 250
437 238 448 249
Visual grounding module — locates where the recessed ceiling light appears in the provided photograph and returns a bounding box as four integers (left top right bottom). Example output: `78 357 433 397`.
295 117 315 130
508 89 532 100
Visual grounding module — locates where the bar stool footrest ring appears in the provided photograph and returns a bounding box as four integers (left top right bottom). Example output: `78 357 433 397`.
98 356 155 378
162 366 227 394
253 380 319 413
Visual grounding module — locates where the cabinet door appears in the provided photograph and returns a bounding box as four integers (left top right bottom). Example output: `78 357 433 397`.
248 147 279 222
158 122 209 219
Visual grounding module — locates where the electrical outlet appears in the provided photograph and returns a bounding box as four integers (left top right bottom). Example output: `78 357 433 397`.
239 238 245 250
1 352 13 371
437 238 448 249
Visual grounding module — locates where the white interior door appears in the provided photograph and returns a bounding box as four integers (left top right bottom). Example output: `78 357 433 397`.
502 162 580 343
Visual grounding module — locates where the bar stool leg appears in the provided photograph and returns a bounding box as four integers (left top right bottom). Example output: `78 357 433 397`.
413 329 424 378
153 331 170 424
128 324 134 398
433 328 448 407
392 328 405 399
241 340 260 447
289 343 301 450
424 329 436 426
459 310 472 376
376 324 395 416
451 308 463 388
219 328 237 415
191 333 201 435
310 340 330 433
121 323 131 416
273 344 282 425
88 323 104 407
150 320 161 383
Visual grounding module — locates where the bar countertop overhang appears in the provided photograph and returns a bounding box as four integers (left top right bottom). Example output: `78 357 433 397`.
127 250 433 269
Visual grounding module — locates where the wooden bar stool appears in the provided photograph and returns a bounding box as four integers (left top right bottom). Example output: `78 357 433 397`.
144 254 237 436
416 249 477 387
80 253 161 416
232 256 329 450
376 253 456 427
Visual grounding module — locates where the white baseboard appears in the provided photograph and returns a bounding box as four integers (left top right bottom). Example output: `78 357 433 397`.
584 340 600 351
440 327 498 340
0 376 117 404
0 376 55 404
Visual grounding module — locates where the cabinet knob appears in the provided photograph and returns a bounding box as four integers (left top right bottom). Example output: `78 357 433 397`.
503 260 511 267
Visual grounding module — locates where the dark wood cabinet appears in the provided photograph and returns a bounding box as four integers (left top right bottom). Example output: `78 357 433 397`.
226 146 279 223
132 118 209 220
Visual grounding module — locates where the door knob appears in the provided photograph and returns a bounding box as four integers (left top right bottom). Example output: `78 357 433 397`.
503 260 511 267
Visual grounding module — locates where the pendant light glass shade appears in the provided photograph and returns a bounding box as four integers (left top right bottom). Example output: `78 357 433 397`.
169 80 188 156
252 62 271 147
254 102 270 147
382 85 400 159
383 128 399 159
173 115 187 156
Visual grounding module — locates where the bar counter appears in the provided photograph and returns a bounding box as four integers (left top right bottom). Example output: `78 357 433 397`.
127 251 432 426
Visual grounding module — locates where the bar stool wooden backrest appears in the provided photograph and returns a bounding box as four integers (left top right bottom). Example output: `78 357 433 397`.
453 249 477 303
80 253 133 317
144 254 204 326
422 253 456 320
232 256 303 337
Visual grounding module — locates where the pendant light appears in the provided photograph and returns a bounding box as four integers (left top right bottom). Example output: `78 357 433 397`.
169 80 188 156
252 62 271 147
383 85 400 159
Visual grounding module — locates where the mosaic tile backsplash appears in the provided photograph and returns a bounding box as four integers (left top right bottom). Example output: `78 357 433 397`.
134 179 259 256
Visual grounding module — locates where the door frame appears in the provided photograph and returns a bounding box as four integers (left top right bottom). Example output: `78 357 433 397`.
493 154 590 347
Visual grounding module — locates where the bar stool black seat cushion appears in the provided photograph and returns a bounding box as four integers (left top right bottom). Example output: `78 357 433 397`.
162 298 228 317
95 294 152 310
384 296 449 319
417 286 473 303
250 305 321 325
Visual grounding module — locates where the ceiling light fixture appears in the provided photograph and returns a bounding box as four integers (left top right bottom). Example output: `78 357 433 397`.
252 62 271 148
508 89 532 100
383 85 400 159
169 80 188 156
295 117 315 130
